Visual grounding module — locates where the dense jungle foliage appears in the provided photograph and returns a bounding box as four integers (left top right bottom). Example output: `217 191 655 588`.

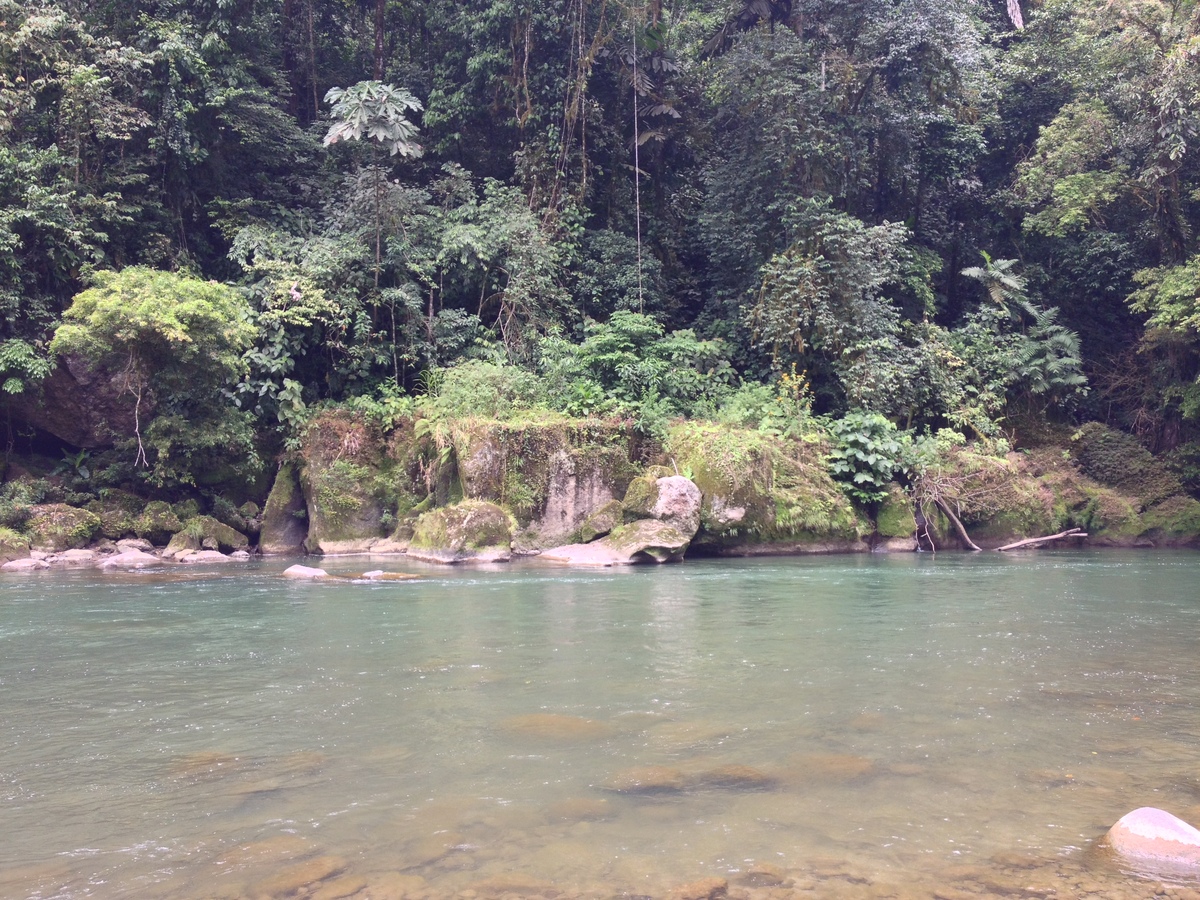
2 0 1200 500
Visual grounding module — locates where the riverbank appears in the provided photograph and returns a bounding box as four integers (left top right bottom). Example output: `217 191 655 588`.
3 411 1199 570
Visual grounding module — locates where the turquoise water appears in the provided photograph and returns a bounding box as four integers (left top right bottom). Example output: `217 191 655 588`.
2 551 1200 899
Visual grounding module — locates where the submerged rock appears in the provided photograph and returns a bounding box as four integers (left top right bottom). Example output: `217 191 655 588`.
603 765 687 794
283 564 329 579
667 877 728 900
500 713 614 741
1104 807 1200 870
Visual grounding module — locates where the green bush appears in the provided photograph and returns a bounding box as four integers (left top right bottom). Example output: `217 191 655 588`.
826 411 904 505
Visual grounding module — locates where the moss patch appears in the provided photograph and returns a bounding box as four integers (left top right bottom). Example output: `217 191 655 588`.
1071 423 1181 508
664 422 861 548
875 485 915 539
166 515 249 555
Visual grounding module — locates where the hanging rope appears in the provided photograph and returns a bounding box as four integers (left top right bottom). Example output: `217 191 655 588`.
630 13 645 314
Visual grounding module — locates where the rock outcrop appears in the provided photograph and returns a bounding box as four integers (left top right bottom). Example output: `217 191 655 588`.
298 411 393 554
541 474 702 565
260 462 308 554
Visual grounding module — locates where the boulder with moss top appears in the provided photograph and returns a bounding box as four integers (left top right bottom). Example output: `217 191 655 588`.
133 501 182 545
260 462 309 554
579 499 624 543
407 500 515 563
164 515 249 557
85 489 143 540
664 422 866 554
26 504 101 551
543 475 702 565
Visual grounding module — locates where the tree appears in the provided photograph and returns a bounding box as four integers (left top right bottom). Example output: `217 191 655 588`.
49 267 257 484
324 80 424 287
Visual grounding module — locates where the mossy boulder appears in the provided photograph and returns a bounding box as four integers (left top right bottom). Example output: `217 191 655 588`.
85 489 143 539
449 416 643 547
299 410 394 554
408 499 516 563
604 519 693 563
1139 496 1200 546
26 503 101 551
165 515 249 556
133 500 182 545
0 526 30 562
580 499 624 543
664 422 864 553
260 462 308 555
1072 423 1181 508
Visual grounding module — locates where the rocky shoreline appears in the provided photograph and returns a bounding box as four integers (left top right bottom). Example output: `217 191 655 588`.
3 412 1199 572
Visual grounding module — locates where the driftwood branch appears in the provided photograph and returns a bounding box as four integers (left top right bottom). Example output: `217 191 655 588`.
934 497 982 552
996 528 1087 552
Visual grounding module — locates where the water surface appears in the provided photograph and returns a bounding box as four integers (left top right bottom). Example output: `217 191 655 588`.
2 551 1199 899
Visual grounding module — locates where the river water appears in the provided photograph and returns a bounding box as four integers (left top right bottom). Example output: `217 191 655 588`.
2 551 1200 900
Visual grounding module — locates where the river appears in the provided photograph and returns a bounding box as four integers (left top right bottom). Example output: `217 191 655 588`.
2 551 1198 899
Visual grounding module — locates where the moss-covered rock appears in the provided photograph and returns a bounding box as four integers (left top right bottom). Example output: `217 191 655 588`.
875 485 915 538
299 410 395 554
0 525 30 562
27 503 101 551
604 519 693 563
1072 423 1182 507
133 500 182 545
448 416 643 547
260 462 308 555
408 499 516 563
664 422 864 553
580 499 624 543
1139 495 1200 546
85 489 143 539
164 515 248 556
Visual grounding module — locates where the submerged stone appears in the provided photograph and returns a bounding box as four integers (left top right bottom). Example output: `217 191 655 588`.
603 765 687 794
500 713 614 741
283 564 329 579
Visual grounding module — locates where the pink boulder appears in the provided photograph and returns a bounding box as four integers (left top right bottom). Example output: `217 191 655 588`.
1106 807 1200 870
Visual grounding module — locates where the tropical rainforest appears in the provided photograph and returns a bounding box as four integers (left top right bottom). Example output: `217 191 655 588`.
2 0 1200 526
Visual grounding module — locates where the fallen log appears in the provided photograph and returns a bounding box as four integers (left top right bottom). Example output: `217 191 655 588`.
934 497 982 552
996 528 1087 552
